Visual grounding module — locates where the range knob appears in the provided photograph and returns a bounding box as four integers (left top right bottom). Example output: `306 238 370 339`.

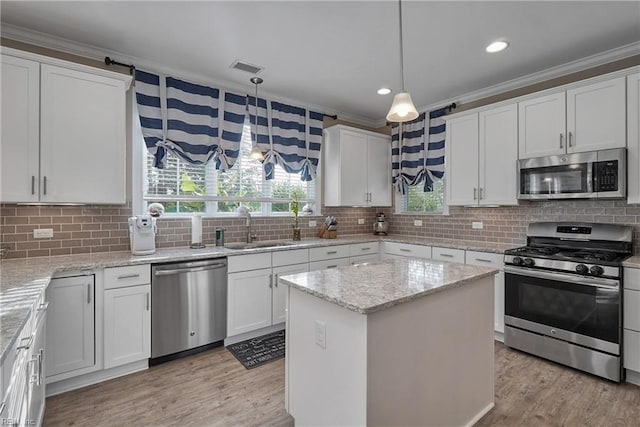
590 265 604 276
576 264 589 275
512 256 523 266
523 258 535 267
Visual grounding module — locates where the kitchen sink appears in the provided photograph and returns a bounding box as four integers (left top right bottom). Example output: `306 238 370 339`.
225 241 297 250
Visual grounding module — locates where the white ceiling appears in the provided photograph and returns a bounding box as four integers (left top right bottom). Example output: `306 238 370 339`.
1 1 639 126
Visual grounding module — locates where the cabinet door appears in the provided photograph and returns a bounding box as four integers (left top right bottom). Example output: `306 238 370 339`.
445 114 479 206
479 104 518 205
627 74 640 204
104 285 151 369
40 64 126 204
367 134 392 206
46 276 95 377
338 129 368 206
518 92 566 158
566 77 626 153
227 268 273 337
0 55 40 202
272 264 309 325
624 330 640 372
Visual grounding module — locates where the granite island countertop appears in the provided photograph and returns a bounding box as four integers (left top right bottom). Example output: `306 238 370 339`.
623 256 640 268
0 234 514 362
279 257 498 314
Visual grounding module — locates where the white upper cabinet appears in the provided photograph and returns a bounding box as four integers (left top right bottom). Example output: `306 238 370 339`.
627 73 640 204
0 55 40 202
446 103 518 206
0 49 131 204
323 125 392 207
519 76 626 159
518 93 566 158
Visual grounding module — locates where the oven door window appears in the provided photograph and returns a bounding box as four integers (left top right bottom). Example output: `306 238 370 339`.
520 164 589 195
505 273 619 344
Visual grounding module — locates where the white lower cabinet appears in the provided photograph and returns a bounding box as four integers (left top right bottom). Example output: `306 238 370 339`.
465 251 505 335
104 285 151 369
622 268 640 377
382 242 432 259
272 264 308 324
432 246 465 263
46 275 95 378
309 258 350 270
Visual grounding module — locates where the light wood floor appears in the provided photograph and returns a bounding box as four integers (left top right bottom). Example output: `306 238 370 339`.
44 342 640 427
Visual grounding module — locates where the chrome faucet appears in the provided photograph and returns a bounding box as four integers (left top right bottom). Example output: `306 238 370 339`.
236 206 257 243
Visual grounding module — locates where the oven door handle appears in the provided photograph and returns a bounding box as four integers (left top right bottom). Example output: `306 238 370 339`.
504 266 620 288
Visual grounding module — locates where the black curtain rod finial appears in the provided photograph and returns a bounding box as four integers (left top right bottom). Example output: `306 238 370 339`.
104 56 136 75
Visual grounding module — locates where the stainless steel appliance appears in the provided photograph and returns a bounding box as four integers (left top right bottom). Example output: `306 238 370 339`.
518 148 626 200
373 212 389 235
151 258 227 364
128 215 157 255
504 222 632 382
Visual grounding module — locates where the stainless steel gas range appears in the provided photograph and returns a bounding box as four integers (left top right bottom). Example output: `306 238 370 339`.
503 222 633 382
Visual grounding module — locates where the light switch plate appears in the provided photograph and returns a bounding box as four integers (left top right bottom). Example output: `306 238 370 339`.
33 228 54 239
472 222 484 229
414 220 423 227
308 220 317 227
315 320 326 349
358 219 365 225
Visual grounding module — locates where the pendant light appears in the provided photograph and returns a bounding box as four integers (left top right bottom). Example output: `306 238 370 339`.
386 0 418 123
249 76 265 161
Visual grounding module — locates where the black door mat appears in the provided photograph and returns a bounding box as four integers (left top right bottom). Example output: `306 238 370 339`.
226 330 285 369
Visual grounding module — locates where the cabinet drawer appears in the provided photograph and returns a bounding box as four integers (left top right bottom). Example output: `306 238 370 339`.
624 329 640 371
624 289 640 332
104 264 150 289
432 247 465 263
349 242 379 257
309 245 350 261
465 251 503 269
272 248 309 267
383 242 431 259
228 253 271 273
309 258 350 271
624 268 640 291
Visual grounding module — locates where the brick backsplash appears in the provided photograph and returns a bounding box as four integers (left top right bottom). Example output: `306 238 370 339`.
2 200 639 259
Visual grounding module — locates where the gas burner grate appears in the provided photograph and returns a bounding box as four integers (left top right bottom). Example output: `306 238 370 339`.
566 251 619 262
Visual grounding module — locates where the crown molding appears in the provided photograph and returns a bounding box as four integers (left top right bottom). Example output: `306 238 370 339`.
1 23 379 128
374 41 640 127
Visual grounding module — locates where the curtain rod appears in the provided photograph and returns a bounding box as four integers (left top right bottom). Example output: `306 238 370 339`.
104 57 136 75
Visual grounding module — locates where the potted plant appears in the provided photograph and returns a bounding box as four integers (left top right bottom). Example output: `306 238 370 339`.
291 191 301 241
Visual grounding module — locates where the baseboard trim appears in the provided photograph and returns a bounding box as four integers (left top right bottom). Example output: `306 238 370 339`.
46 359 148 397
494 331 504 343
626 369 640 386
465 402 495 427
224 323 284 346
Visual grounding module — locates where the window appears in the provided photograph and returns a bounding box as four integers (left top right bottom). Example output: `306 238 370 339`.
396 180 446 214
142 119 317 216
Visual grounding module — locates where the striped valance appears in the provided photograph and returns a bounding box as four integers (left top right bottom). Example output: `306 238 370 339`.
391 107 447 193
135 70 245 170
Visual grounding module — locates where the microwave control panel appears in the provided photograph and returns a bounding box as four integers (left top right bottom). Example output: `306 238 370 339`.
594 160 619 191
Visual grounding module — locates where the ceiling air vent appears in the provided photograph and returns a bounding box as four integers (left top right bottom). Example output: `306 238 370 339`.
230 60 264 75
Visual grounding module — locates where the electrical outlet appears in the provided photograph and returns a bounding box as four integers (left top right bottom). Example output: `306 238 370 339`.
358 219 365 225
308 220 317 227
414 219 423 227
472 221 484 230
315 320 326 349
33 228 54 239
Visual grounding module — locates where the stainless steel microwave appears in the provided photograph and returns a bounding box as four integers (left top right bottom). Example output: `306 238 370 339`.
518 148 626 200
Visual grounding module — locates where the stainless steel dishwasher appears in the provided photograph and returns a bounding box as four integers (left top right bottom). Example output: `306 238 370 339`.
151 258 227 364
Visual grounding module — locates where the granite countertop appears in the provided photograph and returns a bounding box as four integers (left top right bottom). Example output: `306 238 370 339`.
279 258 498 314
0 234 513 363
623 256 640 268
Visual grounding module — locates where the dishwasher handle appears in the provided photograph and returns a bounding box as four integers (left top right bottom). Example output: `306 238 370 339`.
154 263 227 276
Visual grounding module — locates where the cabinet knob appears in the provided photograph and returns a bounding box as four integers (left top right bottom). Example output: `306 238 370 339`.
189 331 196 336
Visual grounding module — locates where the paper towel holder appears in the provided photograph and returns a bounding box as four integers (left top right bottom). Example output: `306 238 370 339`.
190 214 206 249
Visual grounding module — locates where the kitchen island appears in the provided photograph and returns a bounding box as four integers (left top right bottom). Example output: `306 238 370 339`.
280 258 498 427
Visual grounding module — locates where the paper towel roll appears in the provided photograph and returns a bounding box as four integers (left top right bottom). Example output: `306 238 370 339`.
191 215 203 244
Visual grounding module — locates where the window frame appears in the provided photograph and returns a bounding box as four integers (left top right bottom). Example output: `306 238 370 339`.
393 180 449 216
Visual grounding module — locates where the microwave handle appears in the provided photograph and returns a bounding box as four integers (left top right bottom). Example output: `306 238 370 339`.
587 162 593 193
559 133 563 149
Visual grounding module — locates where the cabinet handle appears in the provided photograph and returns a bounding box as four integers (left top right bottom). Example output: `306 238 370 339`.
399 248 412 253
559 133 563 149
146 293 150 311
473 188 477 200
87 283 91 304
475 258 493 263
117 273 140 280
37 349 43 386
361 247 371 251
479 188 484 200
326 251 338 255
43 176 47 195
31 176 35 195
269 274 273 288
439 253 454 258
326 265 338 269
568 131 573 147
274 273 279 287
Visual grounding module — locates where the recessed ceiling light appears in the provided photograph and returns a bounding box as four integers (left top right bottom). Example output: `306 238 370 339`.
486 40 509 53
377 88 391 95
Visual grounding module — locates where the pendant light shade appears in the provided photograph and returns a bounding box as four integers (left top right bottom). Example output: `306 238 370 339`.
249 76 265 161
386 92 419 122
386 0 418 123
